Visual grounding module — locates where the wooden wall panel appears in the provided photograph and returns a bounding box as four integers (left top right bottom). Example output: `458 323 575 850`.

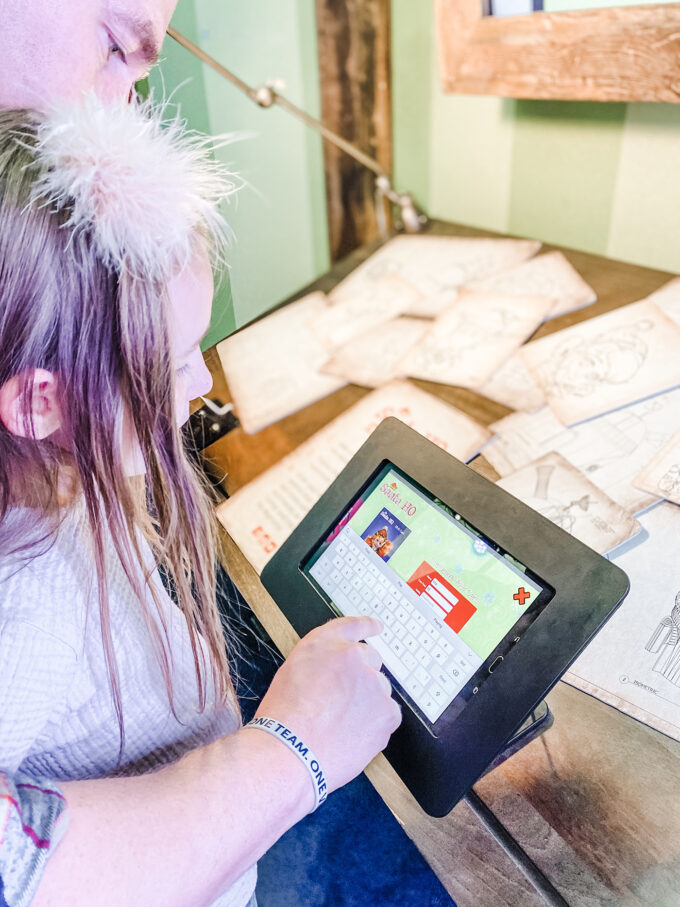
316 0 393 261
435 0 680 103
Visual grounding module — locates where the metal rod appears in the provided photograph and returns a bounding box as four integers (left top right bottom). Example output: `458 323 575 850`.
464 790 570 907
167 26 389 179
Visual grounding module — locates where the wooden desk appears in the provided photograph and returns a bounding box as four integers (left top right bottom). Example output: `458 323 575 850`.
206 222 680 906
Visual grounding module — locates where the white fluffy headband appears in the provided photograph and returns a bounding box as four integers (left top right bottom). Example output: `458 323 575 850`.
30 94 238 280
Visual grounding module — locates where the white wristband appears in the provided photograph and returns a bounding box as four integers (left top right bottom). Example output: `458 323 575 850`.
246 717 328 811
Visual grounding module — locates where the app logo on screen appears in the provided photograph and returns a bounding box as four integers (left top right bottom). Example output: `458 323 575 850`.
362 508 411 562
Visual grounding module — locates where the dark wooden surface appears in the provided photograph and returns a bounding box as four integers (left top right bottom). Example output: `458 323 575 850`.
205 222 680 905
315 0 392 260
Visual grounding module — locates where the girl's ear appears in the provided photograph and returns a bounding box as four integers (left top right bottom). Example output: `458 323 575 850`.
0 369 63 439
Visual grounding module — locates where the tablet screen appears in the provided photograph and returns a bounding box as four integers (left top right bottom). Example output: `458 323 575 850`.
303 462 554 726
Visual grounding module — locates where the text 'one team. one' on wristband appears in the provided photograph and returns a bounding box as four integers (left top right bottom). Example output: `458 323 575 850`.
246 717 328 811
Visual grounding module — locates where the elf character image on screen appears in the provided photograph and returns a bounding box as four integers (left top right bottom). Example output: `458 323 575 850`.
365 528 392 558
362 508 410 562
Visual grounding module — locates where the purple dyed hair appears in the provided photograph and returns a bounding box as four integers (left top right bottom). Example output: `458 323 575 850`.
0 108 235 756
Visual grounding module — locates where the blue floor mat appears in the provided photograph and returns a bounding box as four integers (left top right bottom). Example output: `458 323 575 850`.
255 771 454 907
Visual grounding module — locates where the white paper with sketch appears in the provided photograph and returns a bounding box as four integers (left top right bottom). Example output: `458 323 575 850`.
320 317 429 388
634 428 680 506
564 503 680 743
311 275 424 351
643 277 680 326
216 292 346 435
485 388 680 514
326 234 541 319
496 452 641 555
399 290 554 389
478 351 546 413
520 299 680 426
465 250 596 318
216 380 492 574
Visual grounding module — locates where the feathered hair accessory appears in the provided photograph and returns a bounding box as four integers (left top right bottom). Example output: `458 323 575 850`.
30 94 238 280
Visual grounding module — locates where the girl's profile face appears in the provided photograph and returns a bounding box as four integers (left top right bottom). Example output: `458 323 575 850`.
167 250 215 428
120 250 214 476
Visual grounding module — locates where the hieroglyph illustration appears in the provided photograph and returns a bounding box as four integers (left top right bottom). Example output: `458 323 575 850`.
466 250 596 318
217 291 346 435
660 466 680 499
486 389 680 515
478 352 545 413
400 290 553 389
520 299 680 425
646 592 680 687
634 427 680 506
564 503 680 743
320 317 429 389
496 452 640 555
541 321 651 400
311 275 424 351
530 461 591 534
326 234 541 318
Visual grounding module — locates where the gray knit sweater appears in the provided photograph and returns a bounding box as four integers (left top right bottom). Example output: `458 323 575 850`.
0 503 256 906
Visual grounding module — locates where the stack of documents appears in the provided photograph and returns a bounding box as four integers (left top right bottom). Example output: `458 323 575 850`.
482 277 680 742
217 234 600 433
216 235 680 742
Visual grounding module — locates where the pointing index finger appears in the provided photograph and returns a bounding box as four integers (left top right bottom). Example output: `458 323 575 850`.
323 615 383 641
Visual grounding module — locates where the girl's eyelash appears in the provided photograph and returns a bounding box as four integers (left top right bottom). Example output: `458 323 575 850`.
108 34 127 62
176 364 191 378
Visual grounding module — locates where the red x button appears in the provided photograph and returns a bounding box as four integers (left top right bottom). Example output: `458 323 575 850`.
513 587 530 606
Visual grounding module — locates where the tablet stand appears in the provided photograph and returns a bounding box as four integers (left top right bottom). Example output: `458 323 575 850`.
481 700 553 778
471 702 568 907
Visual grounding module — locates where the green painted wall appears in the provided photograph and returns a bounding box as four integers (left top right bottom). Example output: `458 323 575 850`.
153 0 330 345
392 1 680 275
157 1 680 346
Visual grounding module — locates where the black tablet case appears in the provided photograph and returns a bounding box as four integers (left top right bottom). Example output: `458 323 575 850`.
261 418 629 816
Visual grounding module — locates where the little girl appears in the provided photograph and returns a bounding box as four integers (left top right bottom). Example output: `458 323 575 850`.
0 98 401 905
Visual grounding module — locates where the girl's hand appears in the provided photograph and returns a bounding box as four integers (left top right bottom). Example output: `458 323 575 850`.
253 617 401 793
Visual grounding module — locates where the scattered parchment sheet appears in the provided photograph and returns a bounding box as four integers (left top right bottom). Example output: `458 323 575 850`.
496 452 640 555
465 251 596 318
326 234 541 319
217 292 346 435
564 503 680 743
643 277 680 327
520 299 680 426
216 380 491 574
399 290 554 389
311 275 424 352
320 317 429 388
478 351 546 413
634 428 680 506
485 388 680 514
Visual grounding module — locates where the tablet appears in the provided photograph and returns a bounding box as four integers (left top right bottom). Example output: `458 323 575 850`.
303 462 555 728
261 418 629 815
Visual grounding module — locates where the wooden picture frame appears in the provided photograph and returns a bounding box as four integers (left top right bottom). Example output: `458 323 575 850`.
435 0 680 102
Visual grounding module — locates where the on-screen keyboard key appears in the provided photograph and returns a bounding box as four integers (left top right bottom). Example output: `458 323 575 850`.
415 665 430 687
404 677 424 700
403 634 419 653
431 646 446 665
415 649 432 668
402 651 418 671
393 622 407 640
390 638 405 657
